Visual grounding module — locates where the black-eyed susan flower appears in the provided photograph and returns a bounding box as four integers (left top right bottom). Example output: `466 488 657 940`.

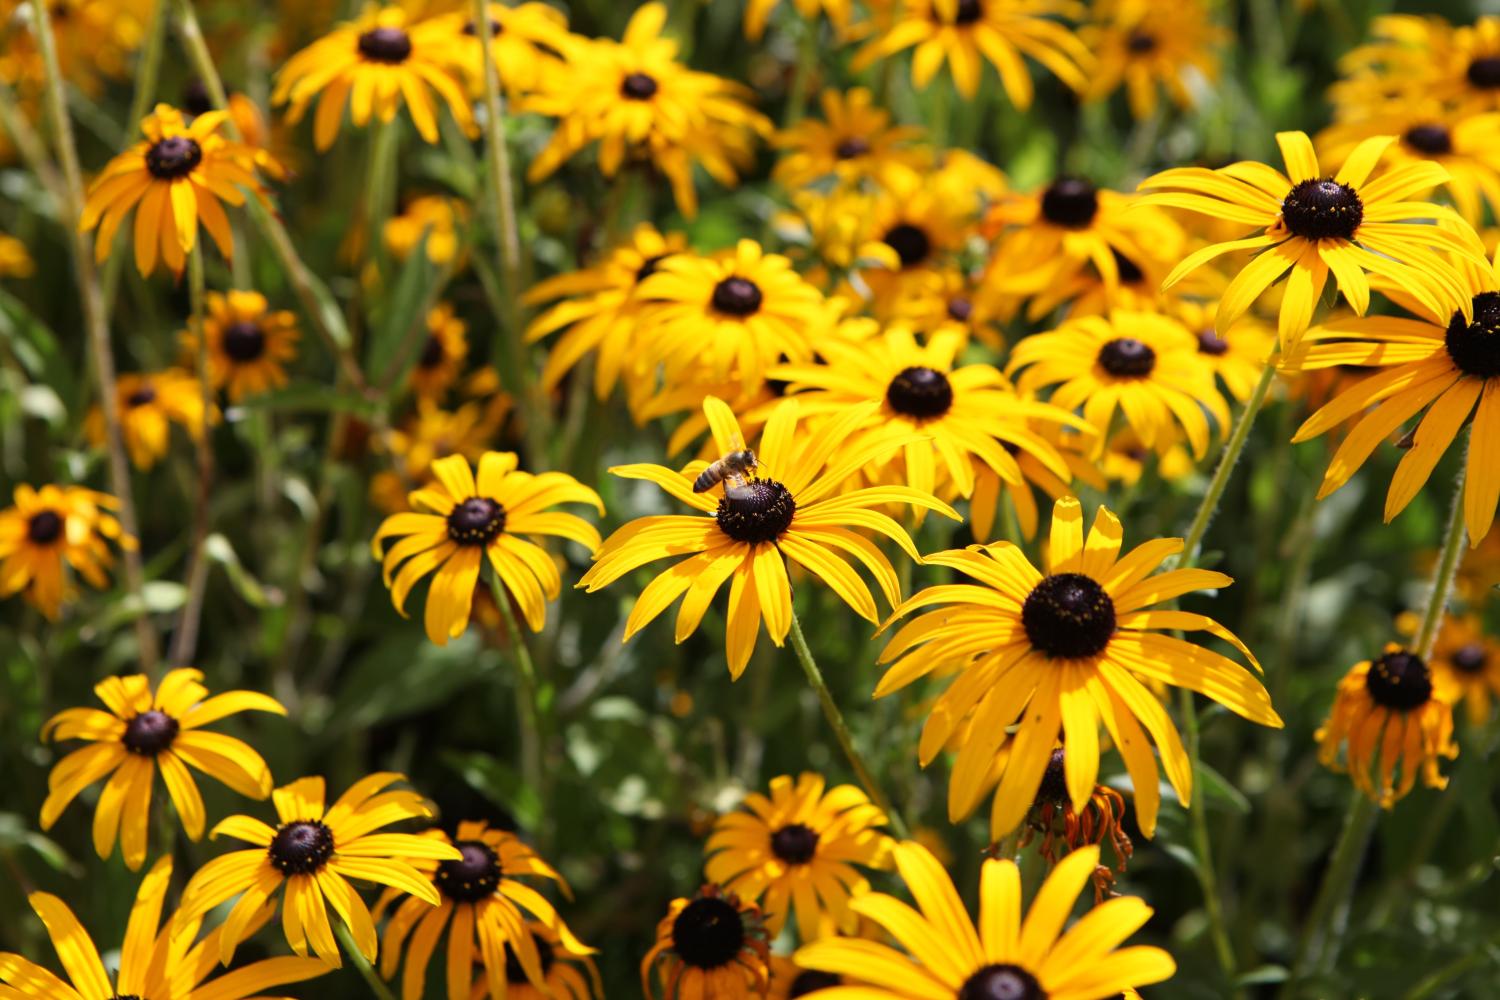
182 290 300 401
888 266 1012 352
273 6 472 150
861 165 977 309
745 0 855 41
461 920 601 1000
0 483 131 619
1009 310 1228 460
579 397 958 678
411 303 469 399
386 194 470 266
524 224 689 399
1428 16 1500 115
1317 644 1458 807
178 773 463 967
376 820 593 999
79 103 266 277
1398 612 1500 726
877 496 1282 838
771 87 925 190
1170 298 1277 403
0 856 330 1000
1282 248 1500 544
1012 746 1134 903
428 2 571 98
853 0 1091 103
373 391 516 514
641 885 771 999
40 668 284 870
795 840 1176 998
84 369 212 470
705 772 893 942
523 4 771 218
373 452 603 644
1139 131 1489 345
768 957 843 999
1082 0 1224 119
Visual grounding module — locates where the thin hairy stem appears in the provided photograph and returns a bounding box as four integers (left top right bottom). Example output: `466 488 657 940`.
334 922 397 1000
486 566 546 839
169 245 213 665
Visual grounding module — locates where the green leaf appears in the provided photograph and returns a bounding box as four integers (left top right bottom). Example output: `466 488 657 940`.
233 383 379 417
97 581 186 632
1197 761 1251 815
204 534 280 609
323 631 499 737
364 233 436 380
0 287 78 413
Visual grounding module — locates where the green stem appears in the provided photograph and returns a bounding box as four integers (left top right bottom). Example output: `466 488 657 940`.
1180 357 1279 562
169 245 212 665
486 566 546 837
781 20 818 129
102 0 168 314
362 115 398 276
788 612 909 838
334 922 397 1000
1414 464 1469 659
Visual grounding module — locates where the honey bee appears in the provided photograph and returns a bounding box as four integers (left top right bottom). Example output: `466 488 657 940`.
693 447 758 499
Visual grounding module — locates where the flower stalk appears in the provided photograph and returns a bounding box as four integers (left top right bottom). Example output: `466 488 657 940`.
486 566 546 837
169 244 213 666
334 922 397 1000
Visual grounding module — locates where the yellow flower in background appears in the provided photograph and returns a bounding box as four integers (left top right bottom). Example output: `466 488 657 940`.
878 497 1281 838
885 266 1012 351
0 232 35 277
373 452 603 643
795 841 1176 998
641 885 771 999
1139 131 1488 345
85 369 213 470
772 87 925 190
1082 0 1224 119
273 6 472 150
861 165 976 308
79 103 267 276
0 856 329 1000
183 290 300 401
179 773 462 967
385 194 469 266
1398 611 1500 727
524 3 771 217
1168 298 1277 403
1317 644 1458 807
429 1 572 97
0 484 131 619
853 0 1091 103
410 303 469 399
376 821 593 999
459 920 602 1000
580 397 957 677
374 390 515 513
0 0 148 99
705 772 893 941
745 0 855 41
1431 16 1500 115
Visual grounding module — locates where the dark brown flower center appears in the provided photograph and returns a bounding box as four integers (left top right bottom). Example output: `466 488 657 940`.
182 79 212 117
711 277 764 316
1110 248 1144 285
835 136 871 159
126 385 158 407
357 26 412 64
1197 329 1230 356
27 510 63 545
947 296 973 322
790 971 842 996
716 480 795 544
418 336 446 369
145 136 203 180
1022 573 1116 659
1467 56 1500 89
268 819 335 875
1281 178 1363 240
954 0 983 24
672 896 745 969
504 935 555 982
1040 178 1098 229
222 321 267 362
886 365 954 418
621 72 659 100
1403 123 1453 156
959 964 1048 1000
122 709 179 755
1127 30 1158 54
770 823 820 864
1097 337 1156 377
883 223 932 268
1365 650 1433 711
436 839 502 902
1034 746 1068 806
446 497 506 546
1444 291 1500 378
1451 642 1488 674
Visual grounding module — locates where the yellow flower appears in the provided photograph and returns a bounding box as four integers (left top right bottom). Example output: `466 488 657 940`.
745 0 855 41
410 303 469 399
372 452 603 644
705 772 893 941
1317 644 1458 807
1139 130 1489 345
1082 0 1225 119
79 103 267 276
795 841 1176 998
861 165 978 310
579 397 957 677
772 87 926 190
1168 298 1277 403
641 885 771 999
458 920 602 1000
40 668 285 870
878 496 1281 838
0 483 131 619
427 1 572 97
385 194 470 266
0 231 35 277
374 391 515 514
273 6 472 150
1397 611 1500 727
85 369 213 470
885 266 1012 351
0 856 329 999
182 290 300 401
178 773 463 967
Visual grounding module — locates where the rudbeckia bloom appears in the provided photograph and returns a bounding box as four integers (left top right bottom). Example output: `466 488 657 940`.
79 103 266 276
771 87 925 190
376 820 592 999
861 166 977 309
373 452 603 644
641 885 771 999
888 267 1012 352
1169 298 1277 403
877 496 1282 837
410 303 469 399
579 397 958 677
40 668 284 870
84 369 212 470
1399 611 1500 726
768 958 843 999
385 194 469 266
0 232 35 277
1317 644 1458 807
0 483 131 619
1081 0 1224 119
1139 131 1488 345
795 841 1176 998
0 856 329 1000
178 773 463 967
182 290 300 401
460 920 601 1000
1282 248 1500 543
745 0 854 41
1009 310 1228 460
705 772 893 942
428 2 571 98
852 0 1091 103
273 6 472 150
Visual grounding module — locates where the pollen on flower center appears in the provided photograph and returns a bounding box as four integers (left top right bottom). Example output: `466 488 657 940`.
886 365 954 418
883 223 933 268
1444 290 1500 378
672 896 745 969
145 136 203 180
1451 643 1489 674
1040 178 1099 229
1022 573 1116 659
835 136 871 159
446 497 507 545
505 937 555 982
1127 30 1158 54
27 510 63 544
418 335 446 369
357 26 413 64
1097 337 1157 378
958 963 1048 1000
1365 649 1433 710
1403 123 1453 155
1196 329 1230 356
1281 178 1364 240
435 839 502 902
716 480 795 544
268 819 335 875
621 72 659 100
954 0 983 25
126 385 159 407
1467 56 1500 89
711 276 764 316
789 971 842 996
122 709 179 755
223 321 267 362
770 823 820 864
